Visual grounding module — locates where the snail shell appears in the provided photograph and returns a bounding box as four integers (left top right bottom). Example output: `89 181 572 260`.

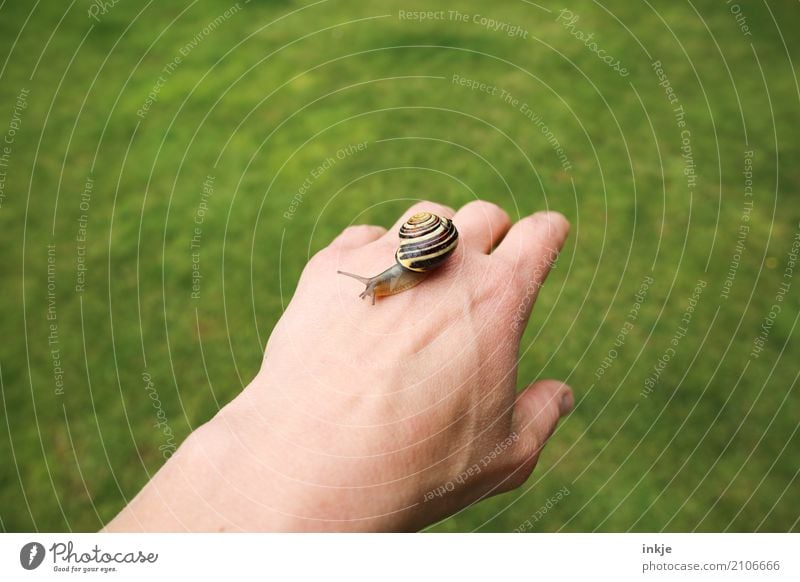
337 211 459 304
396 212 459 272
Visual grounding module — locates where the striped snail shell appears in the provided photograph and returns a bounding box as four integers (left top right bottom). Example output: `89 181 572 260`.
337 211 459 304
396 212 459 272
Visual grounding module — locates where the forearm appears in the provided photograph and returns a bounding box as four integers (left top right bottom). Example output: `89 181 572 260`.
103 397 421 532
103 421 241 532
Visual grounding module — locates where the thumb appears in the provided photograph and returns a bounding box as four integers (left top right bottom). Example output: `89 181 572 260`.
511 379 573 462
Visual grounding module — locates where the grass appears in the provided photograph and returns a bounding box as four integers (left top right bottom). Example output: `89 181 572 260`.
0 0 798 532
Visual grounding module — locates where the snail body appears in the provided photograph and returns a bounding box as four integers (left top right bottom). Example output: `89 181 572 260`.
337 212 459 304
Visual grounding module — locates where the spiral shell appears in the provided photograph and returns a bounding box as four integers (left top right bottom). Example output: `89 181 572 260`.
395 212 459 272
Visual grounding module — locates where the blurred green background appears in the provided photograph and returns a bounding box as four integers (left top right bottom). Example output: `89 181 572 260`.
1 0 798 532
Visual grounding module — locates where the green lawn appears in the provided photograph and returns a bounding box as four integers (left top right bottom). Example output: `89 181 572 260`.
1 0 798 532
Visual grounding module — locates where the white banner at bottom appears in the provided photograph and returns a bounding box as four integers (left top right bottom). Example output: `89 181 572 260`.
0 533 796 581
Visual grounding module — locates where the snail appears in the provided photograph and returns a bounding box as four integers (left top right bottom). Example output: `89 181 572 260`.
337 212 459 304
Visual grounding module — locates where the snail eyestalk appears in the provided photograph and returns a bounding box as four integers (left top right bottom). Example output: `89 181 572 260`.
337 212 458 304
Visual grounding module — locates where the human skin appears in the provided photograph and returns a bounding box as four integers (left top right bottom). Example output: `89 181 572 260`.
105 200 573 532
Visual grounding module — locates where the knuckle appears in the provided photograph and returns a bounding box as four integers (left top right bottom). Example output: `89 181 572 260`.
366 225 389 239
343 224 373 239
306 247 333 269
466 200 510 223
497 455 538 492
333 224 382 245
409 201 454 218
517 214 548 240
519 212 568 246
341 224 366 236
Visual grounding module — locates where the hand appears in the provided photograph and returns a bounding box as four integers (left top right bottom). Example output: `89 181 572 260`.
105 201 573 531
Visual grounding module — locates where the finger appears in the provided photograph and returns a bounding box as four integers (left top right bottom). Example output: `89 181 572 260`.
495 211 569 277
381 201 455 242
329 224 387 250
452 200 512 254
496 212 568 329
511 379 573 463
